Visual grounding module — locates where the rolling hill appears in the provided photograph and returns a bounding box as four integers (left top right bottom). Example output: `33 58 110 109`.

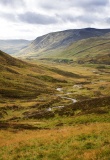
0 39 31 54
15 28 110 64
0 50 55 99
1 50 84 99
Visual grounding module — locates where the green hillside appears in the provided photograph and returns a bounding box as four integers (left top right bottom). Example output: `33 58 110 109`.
16 28 110 64
37 33 110 64
0 50 84 99
56 33 110 64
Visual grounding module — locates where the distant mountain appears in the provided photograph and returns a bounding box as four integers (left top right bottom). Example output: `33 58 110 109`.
16 28 110 61
0 39 31 54
52 32 110 64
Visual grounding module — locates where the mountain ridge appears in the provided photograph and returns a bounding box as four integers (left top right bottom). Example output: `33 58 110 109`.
16 28 110 61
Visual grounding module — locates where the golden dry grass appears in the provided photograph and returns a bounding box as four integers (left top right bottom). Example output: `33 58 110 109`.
0 123 110 160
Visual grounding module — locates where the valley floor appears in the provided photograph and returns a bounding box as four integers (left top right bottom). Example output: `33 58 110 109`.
0 62 110 160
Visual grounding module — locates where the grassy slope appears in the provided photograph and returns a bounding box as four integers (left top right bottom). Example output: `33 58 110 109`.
0 50 85 100
0 50 49 99
0 50 69 99
59 34 110 64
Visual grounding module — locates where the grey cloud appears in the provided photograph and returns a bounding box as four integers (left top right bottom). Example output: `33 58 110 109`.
18 12 58 25
39 0 110 26
39 1 63 10
0 11 58 25
40 0 109 11
0 0 25 7
71 0 109 7
75 0 109 11
0 0 109 29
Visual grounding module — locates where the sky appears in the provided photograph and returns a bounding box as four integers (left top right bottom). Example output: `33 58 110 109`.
0 0 110 40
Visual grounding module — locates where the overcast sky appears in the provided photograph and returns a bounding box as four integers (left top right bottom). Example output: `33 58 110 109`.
0 0 110 40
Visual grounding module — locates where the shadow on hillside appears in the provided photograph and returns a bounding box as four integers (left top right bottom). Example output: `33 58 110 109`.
0 122 49 131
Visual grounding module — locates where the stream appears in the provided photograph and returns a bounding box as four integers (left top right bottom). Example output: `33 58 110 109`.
46 88 77 111
61 96 77 103
56 88 77 103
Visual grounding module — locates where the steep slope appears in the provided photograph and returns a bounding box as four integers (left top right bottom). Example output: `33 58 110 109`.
52 32 110 64
16 28 110 59
0 39 31 54
0 50 54 99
